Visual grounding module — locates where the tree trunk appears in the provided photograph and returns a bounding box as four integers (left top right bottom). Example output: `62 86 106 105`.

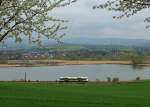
0 0 2 5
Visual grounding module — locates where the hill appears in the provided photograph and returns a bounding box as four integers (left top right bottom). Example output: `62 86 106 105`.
64 38 150 47
1 38 150 49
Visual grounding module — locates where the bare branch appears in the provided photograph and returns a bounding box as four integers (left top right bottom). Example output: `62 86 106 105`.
95 0 150 29
0 0 77 42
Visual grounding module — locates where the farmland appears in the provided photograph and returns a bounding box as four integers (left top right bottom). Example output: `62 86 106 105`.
0 81 150 107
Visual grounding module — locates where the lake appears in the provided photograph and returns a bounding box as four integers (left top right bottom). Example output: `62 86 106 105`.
0 64 150 81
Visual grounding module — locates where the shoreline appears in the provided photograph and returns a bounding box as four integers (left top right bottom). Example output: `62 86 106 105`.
0 60 149 67
0 80 146 84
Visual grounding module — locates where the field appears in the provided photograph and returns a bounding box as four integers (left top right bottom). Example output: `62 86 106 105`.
0 82 150 107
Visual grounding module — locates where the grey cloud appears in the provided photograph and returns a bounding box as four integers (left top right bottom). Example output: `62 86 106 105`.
50 0 150 40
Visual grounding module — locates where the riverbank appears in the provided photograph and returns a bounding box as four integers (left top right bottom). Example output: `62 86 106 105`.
0 60 130 67
0 60 149 67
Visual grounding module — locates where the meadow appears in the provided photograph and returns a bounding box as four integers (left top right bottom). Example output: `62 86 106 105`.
0 81 150 107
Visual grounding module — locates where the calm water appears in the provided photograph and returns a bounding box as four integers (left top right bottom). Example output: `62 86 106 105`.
0 64 150 81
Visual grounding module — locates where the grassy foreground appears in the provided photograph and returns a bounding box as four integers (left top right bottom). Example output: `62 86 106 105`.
0 82 150 107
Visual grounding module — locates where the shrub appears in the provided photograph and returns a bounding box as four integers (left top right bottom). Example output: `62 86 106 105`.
130 54 144 65
136 77 140 81
107 77 111 82
112 78 119 83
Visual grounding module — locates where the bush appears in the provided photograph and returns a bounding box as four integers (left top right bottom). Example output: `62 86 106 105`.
112 78 119 83
130 55 144 65
107 77 111 82
136 77 140 81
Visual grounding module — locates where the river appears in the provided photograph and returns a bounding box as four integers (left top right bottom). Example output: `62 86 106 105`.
0 64 150 81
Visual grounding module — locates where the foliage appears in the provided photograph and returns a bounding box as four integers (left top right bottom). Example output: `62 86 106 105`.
0 0 76 43
130 54 144 65
94 0 150 28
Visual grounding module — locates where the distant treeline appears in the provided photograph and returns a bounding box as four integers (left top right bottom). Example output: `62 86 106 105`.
0 44 150 63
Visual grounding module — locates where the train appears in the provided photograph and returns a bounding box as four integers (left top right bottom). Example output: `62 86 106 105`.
58 77 88 82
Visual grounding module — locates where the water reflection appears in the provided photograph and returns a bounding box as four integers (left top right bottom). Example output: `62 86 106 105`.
131 65 144 70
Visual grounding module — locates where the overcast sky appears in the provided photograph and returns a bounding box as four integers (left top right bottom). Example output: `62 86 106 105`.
51 0 150 40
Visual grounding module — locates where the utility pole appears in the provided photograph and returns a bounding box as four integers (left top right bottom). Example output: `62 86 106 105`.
24 72 27 82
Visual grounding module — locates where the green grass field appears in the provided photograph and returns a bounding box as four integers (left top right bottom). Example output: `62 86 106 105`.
0 81 150 107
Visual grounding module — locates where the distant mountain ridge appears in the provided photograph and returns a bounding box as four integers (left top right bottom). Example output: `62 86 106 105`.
1 38 150 49
64 38 150 47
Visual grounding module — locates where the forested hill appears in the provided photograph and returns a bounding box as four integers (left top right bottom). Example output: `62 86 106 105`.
1 38 150 49
64 38 150 47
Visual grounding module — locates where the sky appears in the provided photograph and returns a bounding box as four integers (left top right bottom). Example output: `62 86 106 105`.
50 0 150 40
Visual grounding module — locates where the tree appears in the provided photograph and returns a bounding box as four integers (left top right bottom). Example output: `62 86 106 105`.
94 0 150 28
130 54 144 65
0 0 76 43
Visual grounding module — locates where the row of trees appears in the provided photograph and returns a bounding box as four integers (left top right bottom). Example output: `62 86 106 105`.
0 0 150 43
